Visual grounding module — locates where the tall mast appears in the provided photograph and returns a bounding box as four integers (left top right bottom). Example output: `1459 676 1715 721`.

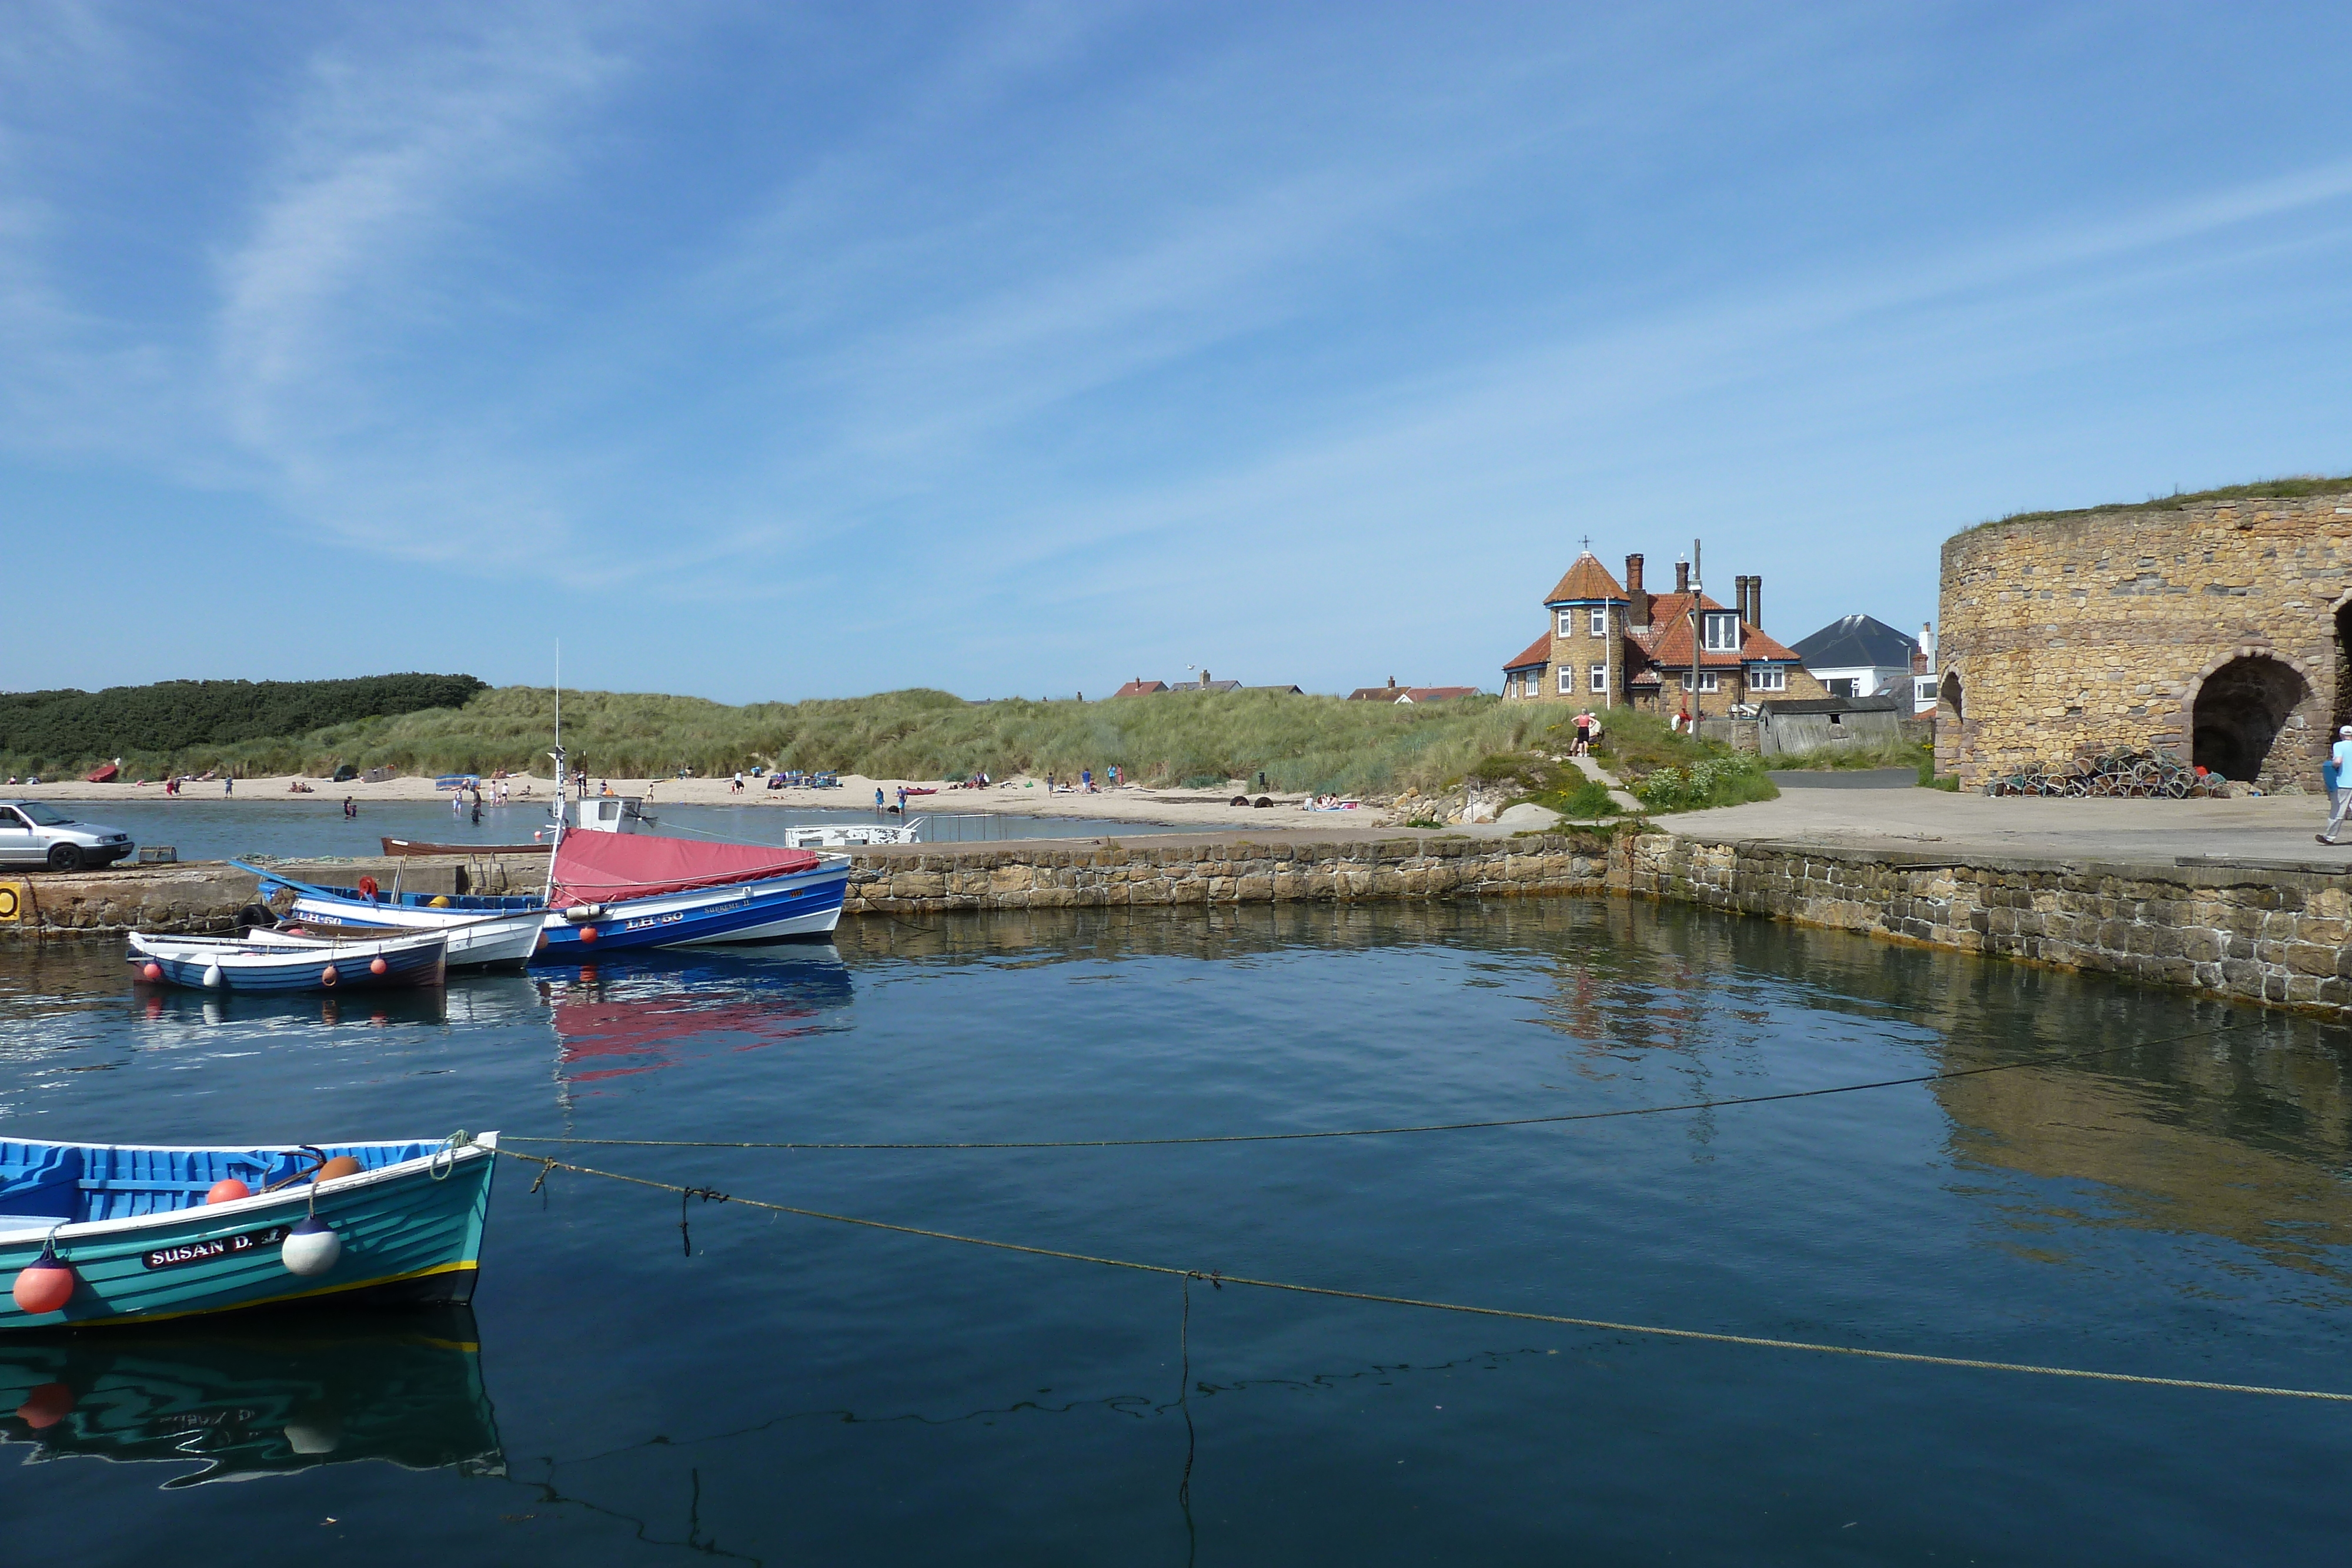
543 643 564 907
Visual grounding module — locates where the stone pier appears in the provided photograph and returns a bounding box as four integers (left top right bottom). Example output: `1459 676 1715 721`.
8 828 2352 1022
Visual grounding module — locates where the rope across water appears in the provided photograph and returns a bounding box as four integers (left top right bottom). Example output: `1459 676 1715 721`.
498 1147 2352 1403
502 1019 2265 1152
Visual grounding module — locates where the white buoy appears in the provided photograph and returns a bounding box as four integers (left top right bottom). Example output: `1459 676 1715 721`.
280 1216 342 1276
202 964 224 989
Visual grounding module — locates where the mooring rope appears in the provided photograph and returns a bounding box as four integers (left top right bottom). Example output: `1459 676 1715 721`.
496 1148 2351 1403
502 1018 2266 1152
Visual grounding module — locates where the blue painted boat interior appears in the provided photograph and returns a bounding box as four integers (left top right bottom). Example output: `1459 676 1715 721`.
0 1141 443 1228
308 885 542 913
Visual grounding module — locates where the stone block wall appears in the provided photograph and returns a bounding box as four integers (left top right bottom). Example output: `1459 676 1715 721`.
843 833 1618 914
1937 486 2352 789
1627 835 2352 1014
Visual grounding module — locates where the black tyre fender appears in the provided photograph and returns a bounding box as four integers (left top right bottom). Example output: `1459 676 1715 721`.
45 842 82 872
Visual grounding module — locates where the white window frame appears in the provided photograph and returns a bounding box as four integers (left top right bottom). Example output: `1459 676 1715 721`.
1589 663 1606 693
1558 667 1573 694
1588 606 1607 637
1702 612 1740 653
1557 610 1573 637
1749 666 1786 693
1682 671 1719 693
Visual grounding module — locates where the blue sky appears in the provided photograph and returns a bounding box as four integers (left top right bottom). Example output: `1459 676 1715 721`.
5 2 2350 703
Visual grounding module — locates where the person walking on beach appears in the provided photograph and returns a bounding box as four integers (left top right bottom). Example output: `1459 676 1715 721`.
2321 726 2352 844
223 776 232 796
876 785 886 811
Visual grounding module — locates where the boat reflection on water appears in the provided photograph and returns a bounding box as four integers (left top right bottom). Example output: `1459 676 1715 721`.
133 984 455 1032
537 946 854 1088
0 1308 502 1486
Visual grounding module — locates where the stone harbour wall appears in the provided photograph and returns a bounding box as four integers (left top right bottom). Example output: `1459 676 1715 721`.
1629 835 2352 1014
841 833 1617 912
13 830 2352 1022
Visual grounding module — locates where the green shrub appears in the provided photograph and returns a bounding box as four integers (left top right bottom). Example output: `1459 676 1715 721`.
1556 776 1619 818
1633 754 1779 813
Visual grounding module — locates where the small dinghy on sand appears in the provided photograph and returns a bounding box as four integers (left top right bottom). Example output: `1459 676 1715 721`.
128 929 447 993
0 1134 497 1329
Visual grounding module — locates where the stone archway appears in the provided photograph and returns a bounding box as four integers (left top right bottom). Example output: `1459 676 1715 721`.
1937 671 1963 721
2190 654 2309 782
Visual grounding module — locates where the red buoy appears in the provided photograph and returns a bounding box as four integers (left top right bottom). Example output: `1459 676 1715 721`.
316 1155 364 1182
12 1245 75 1315
579 926 598 944
320 965 339 987
205 1178 250 1205
141 962 163 982
370 957 388 976
16 1382 74 1429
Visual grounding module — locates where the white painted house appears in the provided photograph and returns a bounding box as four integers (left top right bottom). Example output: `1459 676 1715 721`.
1789 615 1925 704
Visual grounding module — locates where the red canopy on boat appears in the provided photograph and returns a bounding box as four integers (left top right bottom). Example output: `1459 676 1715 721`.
550 831 820 908
85 763 118 783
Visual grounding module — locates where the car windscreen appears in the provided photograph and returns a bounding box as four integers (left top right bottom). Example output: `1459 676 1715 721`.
16 804 75 825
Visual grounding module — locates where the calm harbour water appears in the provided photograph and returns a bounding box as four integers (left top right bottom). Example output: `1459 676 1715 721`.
29 797 1218 864
1 900 2349 1563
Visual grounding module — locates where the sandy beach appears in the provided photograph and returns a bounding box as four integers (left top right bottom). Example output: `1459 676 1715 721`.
2 770 1379 830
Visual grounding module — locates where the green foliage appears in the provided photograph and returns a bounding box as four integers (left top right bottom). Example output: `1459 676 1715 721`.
0 682 1579 797
1583 707 1713 781
0 674 486 776
1632 755 1778 813
1555 776 1619 818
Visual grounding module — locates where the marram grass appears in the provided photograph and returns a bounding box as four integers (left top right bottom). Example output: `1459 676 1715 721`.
5 685 1609 800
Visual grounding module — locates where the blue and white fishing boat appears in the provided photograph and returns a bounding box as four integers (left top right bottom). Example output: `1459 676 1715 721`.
534 795 851 954
230 862 544 971
128 928 448 993
0 1133 497 1330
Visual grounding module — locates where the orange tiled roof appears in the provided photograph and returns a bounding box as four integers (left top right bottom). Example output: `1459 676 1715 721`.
1502 631 1551 671
1542 553 1626 604
1633 591 1803 669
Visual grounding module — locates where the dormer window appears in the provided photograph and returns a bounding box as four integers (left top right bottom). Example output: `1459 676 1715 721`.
1703 612 1740 652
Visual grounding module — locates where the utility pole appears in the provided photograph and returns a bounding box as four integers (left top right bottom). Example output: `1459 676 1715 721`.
1689 538 1703 730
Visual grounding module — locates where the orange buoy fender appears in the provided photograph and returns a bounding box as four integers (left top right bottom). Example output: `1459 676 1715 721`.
12 1243 75 1315
141 962 162 982
315 1155 363 1182
15 1382 73 1429
205 1179 250 1205
320 965 338 987
369 957 387 976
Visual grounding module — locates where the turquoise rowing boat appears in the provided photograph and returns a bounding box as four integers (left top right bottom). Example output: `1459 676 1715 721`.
0 1133 497 1330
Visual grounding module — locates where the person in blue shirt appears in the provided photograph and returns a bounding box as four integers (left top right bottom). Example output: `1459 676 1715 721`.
2321 726 2352 844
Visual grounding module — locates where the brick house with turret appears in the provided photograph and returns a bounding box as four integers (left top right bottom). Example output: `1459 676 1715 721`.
1501 550 1822 717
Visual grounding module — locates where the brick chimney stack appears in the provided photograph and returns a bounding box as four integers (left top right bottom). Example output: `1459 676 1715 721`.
1730 575 1749 623
1748 576 1763 630
1625 553 1648 628
1674 559 1690 594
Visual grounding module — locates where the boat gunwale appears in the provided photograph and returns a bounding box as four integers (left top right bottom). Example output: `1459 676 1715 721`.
0 1134 499 1246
